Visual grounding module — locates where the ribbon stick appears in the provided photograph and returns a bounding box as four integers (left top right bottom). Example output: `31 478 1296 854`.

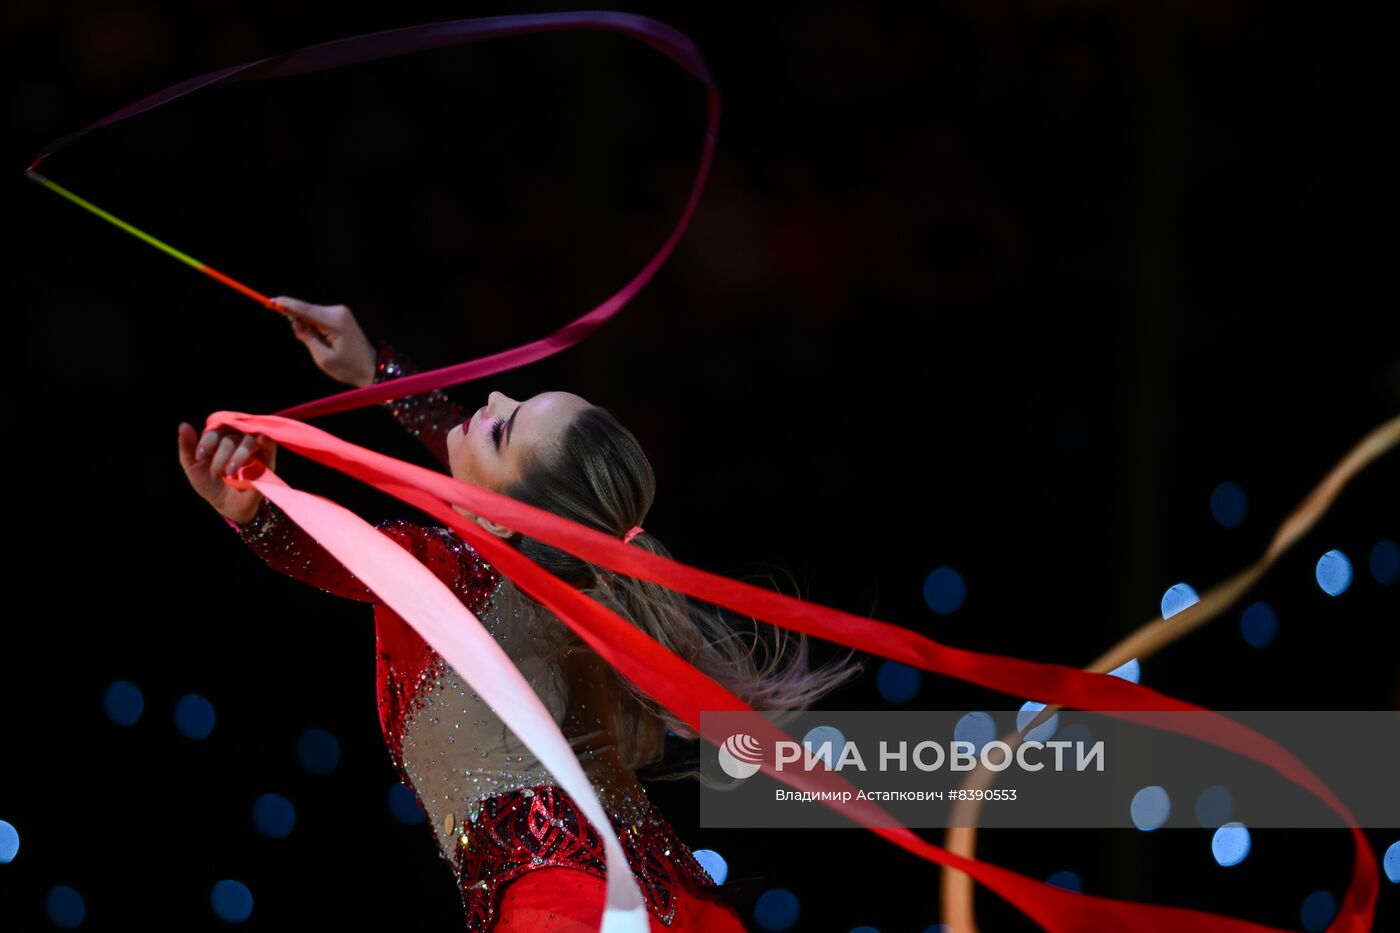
24 169 288 313
210 408 1395 933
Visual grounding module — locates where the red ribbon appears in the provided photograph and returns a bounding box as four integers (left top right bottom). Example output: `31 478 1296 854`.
210 411 1377 933
36 12 1377 931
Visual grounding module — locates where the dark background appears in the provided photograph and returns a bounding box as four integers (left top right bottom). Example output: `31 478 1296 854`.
3 1 1397 930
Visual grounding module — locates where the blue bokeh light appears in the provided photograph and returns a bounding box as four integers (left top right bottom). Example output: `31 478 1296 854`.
1211 822 1251 866
1161 582 1200 620
1315 549 1352 596
1240 602 1278 648
923 566 966 615
1195 785 1234 828
1300 890 1336 932
298 728 341 774
802 726 847 769
104 680 144 726
753 888 801 931
174 694 216 740
45 886 85 928
1057 723 1095 747
252 793 296 839
1130 786 1171 831
1370 539 1398 585
920 927 952 933
1383 840 1400 883
954 712 997 755
1046 870 1082 892
850 927 881 933
877 661 921 704
1017 702 1059 743
0 820 18 863
1210 481 1248 528
1108 658 1141 684
211 879 254 923
692 849 729 885
387 782 427 824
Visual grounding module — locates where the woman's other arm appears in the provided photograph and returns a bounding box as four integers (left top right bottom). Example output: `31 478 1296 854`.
176 423 497 606
227 495 495 605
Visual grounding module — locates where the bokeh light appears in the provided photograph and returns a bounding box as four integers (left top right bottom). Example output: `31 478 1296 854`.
45 885 85 928
1161 583 1200 620
1211 822 1251 866
298 728 341 774
1195 785 1234 828
954 712 997 755
753 887 800 930
1017 702 1059 742
211 879 254 923
1210 481 1248 528
387 782 427 824
1383 840 1400 884
174 693 216 740
802 725 847 768
877 661 921 704
923 566 966 615
1239 602 1278 648
0 820 18 863
1130 785 1171 831
1314 549 1352 596
103 680 144 726
1368 539 1398 585
1046 870 1082 892
1109 658 1141 683
1300 890 1336 932
252 793 296 839
692 849 728 885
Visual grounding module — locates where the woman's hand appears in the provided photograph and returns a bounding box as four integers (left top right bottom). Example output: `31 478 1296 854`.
273 295 377 388
177 422 278 525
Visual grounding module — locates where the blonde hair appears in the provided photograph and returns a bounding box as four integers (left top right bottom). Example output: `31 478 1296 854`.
494 404 867 783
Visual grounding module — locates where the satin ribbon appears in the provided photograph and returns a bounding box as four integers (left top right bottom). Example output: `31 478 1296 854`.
35 10 1385 930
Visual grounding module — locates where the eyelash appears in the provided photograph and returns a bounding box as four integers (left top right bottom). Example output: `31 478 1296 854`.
491 418 505 448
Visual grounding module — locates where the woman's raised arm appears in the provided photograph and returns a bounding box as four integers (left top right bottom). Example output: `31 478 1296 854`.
275 295 467 470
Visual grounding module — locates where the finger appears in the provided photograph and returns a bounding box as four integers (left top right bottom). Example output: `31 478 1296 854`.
194 427 224 462
290 315 331 348
209 434 239 477
225 433 263 475
177 422 198 469
273 295 336 330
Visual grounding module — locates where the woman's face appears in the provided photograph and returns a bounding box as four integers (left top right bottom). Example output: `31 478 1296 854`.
445 390 592 531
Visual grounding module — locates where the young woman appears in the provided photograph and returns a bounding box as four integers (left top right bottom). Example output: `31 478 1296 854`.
176 297 865 931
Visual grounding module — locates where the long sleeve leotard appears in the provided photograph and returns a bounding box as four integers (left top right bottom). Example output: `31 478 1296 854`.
224 341 722 930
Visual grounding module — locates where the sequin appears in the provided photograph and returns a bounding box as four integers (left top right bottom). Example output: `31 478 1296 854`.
229 341 722 930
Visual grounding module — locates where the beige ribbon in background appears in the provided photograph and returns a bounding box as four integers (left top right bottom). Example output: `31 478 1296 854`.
939 413 1400 931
